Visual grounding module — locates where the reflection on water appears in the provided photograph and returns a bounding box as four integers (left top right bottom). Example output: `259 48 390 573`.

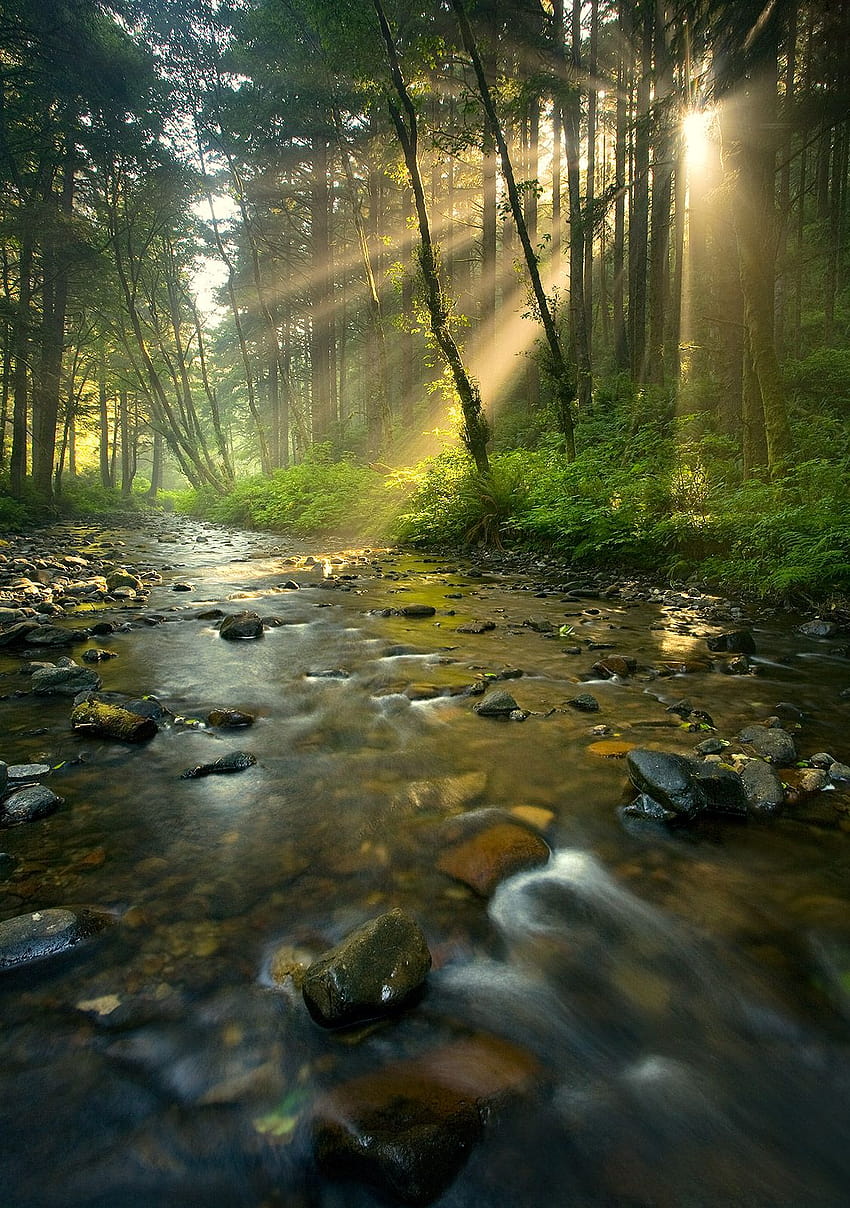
2 524 850 1206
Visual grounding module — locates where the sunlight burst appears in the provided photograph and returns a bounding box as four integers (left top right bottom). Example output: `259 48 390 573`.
682 107 715 172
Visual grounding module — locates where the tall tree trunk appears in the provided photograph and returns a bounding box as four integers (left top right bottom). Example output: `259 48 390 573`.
120 388 132 496
373 0 490 474
629 2 653 383
311 134 334 443
146 428 162 499
98 352 112 489
565 0 592 412
647 8 673 385
32 147 74 501
9 226 33 498
583 0 598 351
452 0 575 455
720 67 793 474
612 0 629 371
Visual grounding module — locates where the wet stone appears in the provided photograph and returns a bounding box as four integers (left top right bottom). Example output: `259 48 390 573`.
312 1036 537 1206
566 693 600 713
31 664 102 696
219 610 264 640
437 810 550 896
798 619 840 638
456 620 496 634
25 625 90 648
739 725 797 766
302 908 431 1028
180 750 257 779
0 908 79 968
740 759 785 814
626 749 705 821
473 689 519 718
1 785 63 826
706 629 757 654
207 708 255 728
7 763 51 780
397 604 437 618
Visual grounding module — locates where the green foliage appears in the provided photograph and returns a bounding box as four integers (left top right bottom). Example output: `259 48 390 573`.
56 474 148 519
167 450 401 540
394 448 530 546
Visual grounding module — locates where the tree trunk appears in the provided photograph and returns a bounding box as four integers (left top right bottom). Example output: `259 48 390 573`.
612 0 629 371
564 0 592 413
311 134 334 443
720 70 793 474
9 227 33 498
629 3 653 383
647 8 673 386
373 0 490 474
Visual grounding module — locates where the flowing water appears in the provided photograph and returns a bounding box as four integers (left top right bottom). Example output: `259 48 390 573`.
3 522 850 1207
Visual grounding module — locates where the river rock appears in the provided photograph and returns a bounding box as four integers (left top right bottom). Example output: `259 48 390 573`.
798 619 840 638
739 725 797 765
829 761 850 781
0 620 41 647
436 810 550 896
691 763 749 816
1 785 63 826
567 693 600 712
31 664 102 696
625 749 705 820
207 708 255 728
0 906 111 970
473 689 519 717
592 656 637 678
740 759 785 814
24 625 89 647
180 750 257 778
312 1036 538 1206
7 763 51 780
456 620 496 634
105 568 143 592
219 611 264 640
71 699 158 742
398 604 437 618
302 908 431 1028
706 629 757 654
0 761 6 795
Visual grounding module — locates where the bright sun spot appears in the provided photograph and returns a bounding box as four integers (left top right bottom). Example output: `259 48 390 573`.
682 108 714 171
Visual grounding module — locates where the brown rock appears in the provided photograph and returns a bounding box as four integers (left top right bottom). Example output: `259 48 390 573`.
70 700 158 743
437 811 550 896
312 1036 538 1206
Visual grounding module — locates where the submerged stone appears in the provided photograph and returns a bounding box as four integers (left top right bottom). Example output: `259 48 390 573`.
312 1036 538 1206
0 906 111 969
739 725 797 766
31 665 101 695
436 812 550 896
180 750 257 778
473 689 519 717
706 629 757 654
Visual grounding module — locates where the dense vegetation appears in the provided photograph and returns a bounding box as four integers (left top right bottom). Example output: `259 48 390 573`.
2 0 850 601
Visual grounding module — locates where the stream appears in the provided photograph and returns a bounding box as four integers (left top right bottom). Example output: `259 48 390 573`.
3 519 850 1207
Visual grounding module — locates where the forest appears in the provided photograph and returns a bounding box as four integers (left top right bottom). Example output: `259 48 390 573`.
2 0 850 600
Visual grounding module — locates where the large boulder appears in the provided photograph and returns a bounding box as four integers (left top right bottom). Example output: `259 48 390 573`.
219 611 264 640
436 810 550 896
472 689 519 718
25 625 89 648
302 908 431 1028
70 699 157 743
312 1036 538 1206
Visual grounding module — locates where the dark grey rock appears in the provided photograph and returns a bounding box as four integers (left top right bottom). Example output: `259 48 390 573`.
180 750 257 779
739 725 797 765
622 793 677 823
0 761 6 795
625 749 705 820
829 761 850 781
219 611 264 640
7 763 50 780
473 689 519 717
24 625 89 647
81 648 117 663
798 619 840 638
692 763 749 816
566 693 600 713
706 630 757 654
740 759 785 814
695 738 725 756
31 665 101 696
303 908 431 1028
0 906 113 969
1 785 63 826
398 604 437 618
